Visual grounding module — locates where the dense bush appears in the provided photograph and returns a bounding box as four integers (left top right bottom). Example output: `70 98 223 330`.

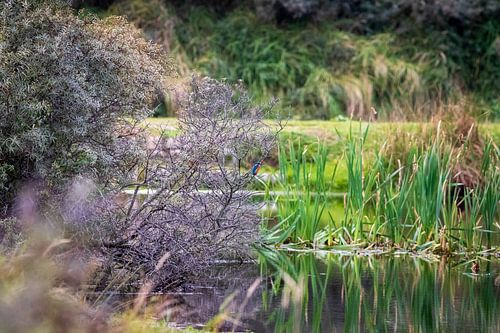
0 0 168 215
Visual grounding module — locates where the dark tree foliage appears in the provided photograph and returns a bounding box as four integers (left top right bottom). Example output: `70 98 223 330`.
68 0 115 8
0 0 168 216
255 0 500 28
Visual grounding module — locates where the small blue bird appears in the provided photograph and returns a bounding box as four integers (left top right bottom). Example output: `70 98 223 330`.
251 161 262 176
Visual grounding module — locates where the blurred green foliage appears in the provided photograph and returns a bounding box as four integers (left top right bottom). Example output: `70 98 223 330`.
174 6 499 120
103 1 499 119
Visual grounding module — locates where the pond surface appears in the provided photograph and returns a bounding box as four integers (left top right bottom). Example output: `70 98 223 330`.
103 251 500 332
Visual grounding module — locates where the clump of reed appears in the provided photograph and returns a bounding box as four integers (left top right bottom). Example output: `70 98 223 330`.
338 122 498 252
262 136 333 245
265 122 499 254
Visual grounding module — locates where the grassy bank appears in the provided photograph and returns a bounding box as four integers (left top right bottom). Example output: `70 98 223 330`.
145 117 500 190
174 7 499 120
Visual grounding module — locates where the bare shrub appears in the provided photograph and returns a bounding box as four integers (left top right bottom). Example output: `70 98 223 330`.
94 77 281 291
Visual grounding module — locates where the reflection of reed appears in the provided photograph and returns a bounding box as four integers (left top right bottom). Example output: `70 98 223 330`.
257 249 500 333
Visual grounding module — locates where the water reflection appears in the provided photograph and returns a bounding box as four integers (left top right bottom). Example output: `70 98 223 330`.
255 250 499 333
96 251 499 332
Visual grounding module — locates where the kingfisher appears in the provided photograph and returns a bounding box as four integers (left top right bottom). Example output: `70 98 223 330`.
251 161 262 176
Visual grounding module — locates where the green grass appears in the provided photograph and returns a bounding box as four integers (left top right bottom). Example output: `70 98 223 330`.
147 117 500 190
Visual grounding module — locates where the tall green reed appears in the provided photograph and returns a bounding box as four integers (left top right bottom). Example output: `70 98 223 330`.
344 124 369 242
343 123 499 252
268 123 498 253
269 137 331 244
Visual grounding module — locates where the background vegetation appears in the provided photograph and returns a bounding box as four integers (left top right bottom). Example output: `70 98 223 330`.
98 0 500 120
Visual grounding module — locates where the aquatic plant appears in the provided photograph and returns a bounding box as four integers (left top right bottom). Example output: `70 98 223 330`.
342 123 499 251
263 137 332 244
265 122 499 253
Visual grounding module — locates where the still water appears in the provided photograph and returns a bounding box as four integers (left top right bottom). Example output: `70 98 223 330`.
110 251 500 332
